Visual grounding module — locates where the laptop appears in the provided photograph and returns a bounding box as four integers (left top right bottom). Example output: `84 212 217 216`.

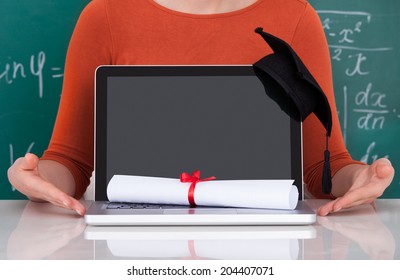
85 65 316 226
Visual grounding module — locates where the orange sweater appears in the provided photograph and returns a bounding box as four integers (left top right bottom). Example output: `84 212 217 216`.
42 0 360 199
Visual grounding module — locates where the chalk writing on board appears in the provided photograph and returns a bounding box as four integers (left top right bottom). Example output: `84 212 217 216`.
318 10 392 73
0 51 63 98
9 142 35 191
343 83 389 136
360 141 389 164
317 10 396 147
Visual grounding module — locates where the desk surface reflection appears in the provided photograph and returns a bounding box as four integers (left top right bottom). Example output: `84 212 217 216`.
1 199 399 260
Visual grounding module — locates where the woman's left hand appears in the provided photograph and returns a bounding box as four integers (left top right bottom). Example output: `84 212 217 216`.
318 158 395 216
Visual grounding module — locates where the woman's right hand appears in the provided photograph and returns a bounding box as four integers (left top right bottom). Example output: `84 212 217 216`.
7 153 86 216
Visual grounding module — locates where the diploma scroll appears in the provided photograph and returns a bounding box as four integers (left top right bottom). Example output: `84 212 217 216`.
107 175 299 210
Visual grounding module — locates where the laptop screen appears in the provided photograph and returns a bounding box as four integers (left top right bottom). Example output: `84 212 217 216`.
95 66 302 201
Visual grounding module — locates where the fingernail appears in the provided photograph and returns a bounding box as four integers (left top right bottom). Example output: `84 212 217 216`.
317 208 326 216
75 209 83 216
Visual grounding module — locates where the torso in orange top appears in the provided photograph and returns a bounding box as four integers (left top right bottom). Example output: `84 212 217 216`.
42 0 360 199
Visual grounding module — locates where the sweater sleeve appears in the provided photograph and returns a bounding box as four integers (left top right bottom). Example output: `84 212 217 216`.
290 3 363 198
41 0 113 199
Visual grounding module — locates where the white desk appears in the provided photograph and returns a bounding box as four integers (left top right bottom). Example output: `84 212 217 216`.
0 200 399 260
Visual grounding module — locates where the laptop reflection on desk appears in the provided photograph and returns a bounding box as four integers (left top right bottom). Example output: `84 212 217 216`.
84 225 316 260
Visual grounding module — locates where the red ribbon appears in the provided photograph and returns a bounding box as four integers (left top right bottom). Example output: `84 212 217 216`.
180 170 216 207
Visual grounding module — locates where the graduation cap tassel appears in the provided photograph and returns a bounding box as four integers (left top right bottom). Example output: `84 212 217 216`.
322 133 332 194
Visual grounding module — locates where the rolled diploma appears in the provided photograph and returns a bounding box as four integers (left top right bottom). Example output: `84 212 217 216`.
107 175 298 210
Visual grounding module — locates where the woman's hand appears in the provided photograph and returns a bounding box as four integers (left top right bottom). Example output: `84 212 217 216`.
7 153 85 216
318 158 394 216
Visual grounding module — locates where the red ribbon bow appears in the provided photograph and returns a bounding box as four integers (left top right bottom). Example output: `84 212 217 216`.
180 170 216 207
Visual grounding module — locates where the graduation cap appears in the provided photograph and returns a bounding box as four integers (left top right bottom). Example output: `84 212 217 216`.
253 27 333 194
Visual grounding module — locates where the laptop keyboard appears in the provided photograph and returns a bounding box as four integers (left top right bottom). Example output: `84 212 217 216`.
106 202 189 210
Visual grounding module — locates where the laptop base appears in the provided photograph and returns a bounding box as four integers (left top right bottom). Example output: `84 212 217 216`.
85 201 316 226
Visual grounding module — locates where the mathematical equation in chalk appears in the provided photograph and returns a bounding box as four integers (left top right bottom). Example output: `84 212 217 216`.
0 51 63 98
317 10 399 138
318 10 393 76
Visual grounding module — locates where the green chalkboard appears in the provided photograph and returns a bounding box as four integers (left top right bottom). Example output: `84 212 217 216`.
309 0 400 198
1 0 399 199
0 0 90 199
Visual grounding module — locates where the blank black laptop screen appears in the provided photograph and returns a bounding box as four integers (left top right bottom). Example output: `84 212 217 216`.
95 66 302 201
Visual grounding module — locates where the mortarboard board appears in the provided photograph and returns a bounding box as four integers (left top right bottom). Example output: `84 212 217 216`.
253 27 333 194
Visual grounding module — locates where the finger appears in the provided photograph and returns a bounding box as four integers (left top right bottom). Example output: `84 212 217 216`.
376 161 395 180
332 183 383 211
51 198 86 216
317 205 333 216
72 201 86 216
368 158 394 182
58 196 86 216
17 153 40 171
42 185 86 216
374 157 392 167
318 196 373 216
336 197 375 210
317 199 341 216
21 176 85 215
